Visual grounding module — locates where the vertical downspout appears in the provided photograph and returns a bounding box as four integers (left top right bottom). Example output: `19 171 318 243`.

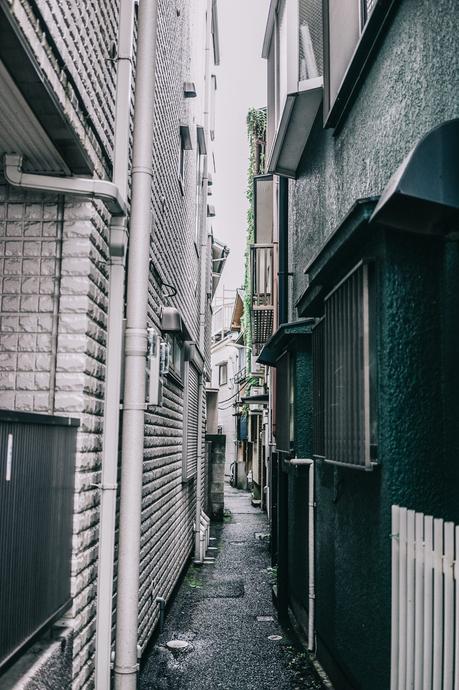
278 176 288 324
113 1 159 688
195 0 213 564
276 174 289 621
95 2 135 687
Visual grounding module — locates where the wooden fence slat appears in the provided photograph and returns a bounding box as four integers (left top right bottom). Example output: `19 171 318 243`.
414 511 425 690
443 522 454 690
423 515 435 690
399 507 408 690
391 505 400 690
407 509 416 689
454 526 459 690
433 518 444 690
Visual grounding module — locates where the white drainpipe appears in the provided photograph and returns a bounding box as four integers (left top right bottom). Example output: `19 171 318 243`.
113 1 159 688
194 0 213 564
288 458 315 651
95 0 135 688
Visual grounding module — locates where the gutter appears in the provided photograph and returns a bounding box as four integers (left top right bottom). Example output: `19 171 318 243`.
194 0 214 565
3 153 126 217
94 1 135 688
113 1 159 688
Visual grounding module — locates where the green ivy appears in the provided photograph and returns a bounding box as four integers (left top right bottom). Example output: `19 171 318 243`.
242 107 267 376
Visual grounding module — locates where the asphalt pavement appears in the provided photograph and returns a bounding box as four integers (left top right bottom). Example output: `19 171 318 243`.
140 484 324 690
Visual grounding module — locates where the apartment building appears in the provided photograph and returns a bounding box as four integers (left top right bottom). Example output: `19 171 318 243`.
0 1 221 688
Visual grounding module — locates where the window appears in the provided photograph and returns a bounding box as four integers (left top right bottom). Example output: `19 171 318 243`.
195 126 206 250
210 75 217 141
166 334 184 383
275 351 294 453
218 362 227 386
263 0 323 177
178 125 192 193
183 361 200 481
312 261 377 469
323 0 397 128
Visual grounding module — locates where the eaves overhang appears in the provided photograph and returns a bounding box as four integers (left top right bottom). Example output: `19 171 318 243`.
296 198 378 317
0 4 93 175
371 118 459 234
267 78 323 179
257 319 316 367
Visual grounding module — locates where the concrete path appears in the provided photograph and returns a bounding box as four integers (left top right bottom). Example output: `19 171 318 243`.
140 484 323 690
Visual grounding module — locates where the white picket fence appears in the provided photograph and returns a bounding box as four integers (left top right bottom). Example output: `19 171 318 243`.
391 505 459 690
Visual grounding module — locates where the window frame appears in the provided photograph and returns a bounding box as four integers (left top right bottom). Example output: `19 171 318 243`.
178 125 193 194
323 0 399 130
312 260 378 470
218 362 228 387
165 333 185 385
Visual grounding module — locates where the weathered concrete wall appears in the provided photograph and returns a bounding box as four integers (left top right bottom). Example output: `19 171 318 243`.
206 434 226 521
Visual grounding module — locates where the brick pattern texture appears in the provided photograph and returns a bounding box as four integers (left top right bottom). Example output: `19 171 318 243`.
0 0 214 687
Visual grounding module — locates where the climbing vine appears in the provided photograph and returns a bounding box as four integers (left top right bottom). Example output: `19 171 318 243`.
242 107 267 375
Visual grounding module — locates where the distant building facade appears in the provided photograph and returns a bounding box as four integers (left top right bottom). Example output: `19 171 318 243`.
257 1 459 689
0 1 221 688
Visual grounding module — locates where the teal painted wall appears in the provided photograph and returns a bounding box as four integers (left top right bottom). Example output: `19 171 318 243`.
286 1 459 687
287 345 313 631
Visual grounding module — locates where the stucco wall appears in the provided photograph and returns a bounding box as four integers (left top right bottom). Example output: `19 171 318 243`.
287 2 459 689
290 0 459 314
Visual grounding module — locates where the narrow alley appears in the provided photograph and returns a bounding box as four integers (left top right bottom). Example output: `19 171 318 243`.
140 485 323 690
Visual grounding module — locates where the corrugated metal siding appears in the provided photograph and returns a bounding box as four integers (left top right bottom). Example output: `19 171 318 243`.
0 414 77 669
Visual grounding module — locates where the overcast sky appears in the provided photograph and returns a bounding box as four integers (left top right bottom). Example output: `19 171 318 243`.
212 0 268 297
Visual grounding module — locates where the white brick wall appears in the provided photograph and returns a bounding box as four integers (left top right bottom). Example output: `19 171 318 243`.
0 0 216 686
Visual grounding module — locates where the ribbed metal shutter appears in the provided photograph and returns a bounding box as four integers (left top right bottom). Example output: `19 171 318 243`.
323 261 373 469
275 351 291 453
185 363 200 480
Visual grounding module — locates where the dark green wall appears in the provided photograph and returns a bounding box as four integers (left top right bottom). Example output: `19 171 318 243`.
287 345 313 630
286 1 459 687
290 232 459 690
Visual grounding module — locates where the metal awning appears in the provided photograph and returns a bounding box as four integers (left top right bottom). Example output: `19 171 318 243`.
241 394 269 404
266 78 323 179
371 118 459 234
258 319 315 366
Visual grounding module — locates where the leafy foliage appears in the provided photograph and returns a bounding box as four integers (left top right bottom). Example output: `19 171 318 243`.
242 107 267 374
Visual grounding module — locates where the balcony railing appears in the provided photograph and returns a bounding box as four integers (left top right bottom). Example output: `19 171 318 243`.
250 244 274 347
0 411 78 670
